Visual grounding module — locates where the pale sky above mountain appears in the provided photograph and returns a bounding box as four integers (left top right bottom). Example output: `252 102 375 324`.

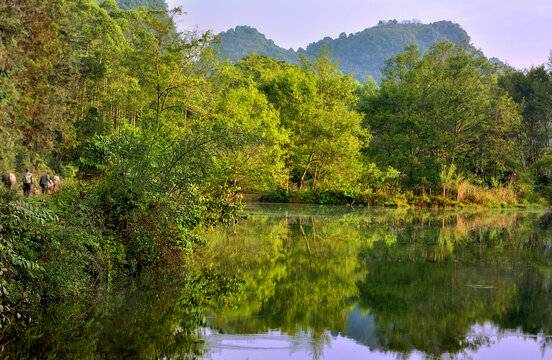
166 0 552 70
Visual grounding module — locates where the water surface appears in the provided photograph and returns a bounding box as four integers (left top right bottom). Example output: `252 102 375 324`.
2 203 552 359
200 204 552 359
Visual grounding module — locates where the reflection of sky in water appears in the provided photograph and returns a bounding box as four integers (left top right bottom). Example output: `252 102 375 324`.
202 328 396 360
203 315 552 360
464 323 552 360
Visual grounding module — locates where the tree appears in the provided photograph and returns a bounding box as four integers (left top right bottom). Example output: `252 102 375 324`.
0 0 75 171
209 68 288 191
360 42 521 186
122 8 215 130
499 66 552 166
263 46 367 190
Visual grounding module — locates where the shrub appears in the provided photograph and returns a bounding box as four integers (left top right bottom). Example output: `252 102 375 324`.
0 190 103 325
78 126 244 268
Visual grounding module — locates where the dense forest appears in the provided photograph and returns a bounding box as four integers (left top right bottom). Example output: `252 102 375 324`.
1 0 552 329
216 26 299 64
93 0 167 10
216 21 505 82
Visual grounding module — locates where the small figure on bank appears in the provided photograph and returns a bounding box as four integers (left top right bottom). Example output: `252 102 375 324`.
22 168 33 196
47 177 54 193
40 172 51 195
51 175 61 192
2 173 16 190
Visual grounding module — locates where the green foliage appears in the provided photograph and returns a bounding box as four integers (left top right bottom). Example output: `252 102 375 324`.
359 42 521 187
79 125 244 267
0 0 73 172
499 66 552 166
216 26 298 64
209 71 288 191
362 163 401 192
301 190 357 205
259 46 367 191
116 0 167 10
95 0 168 10
0 190 103 326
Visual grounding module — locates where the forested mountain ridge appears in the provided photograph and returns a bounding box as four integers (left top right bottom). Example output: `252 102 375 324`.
216 21 474 82
94 0 167 10
216 26 298 64
302 20 472 82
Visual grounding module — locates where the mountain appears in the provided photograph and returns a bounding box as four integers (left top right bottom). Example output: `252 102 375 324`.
95 0 168 10
216 21 473 82
114 0 167 10
301 20 471 82
215 26 298 64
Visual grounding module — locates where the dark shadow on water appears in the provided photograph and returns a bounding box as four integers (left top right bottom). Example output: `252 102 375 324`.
0 269 241 360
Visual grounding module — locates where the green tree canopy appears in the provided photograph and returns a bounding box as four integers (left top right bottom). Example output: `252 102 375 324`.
499 66 552 166
262 46 367 190
359 42 521 186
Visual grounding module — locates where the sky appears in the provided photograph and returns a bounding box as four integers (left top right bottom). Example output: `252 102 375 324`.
166 0 552 70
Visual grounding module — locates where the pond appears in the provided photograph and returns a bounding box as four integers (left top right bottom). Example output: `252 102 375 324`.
2 203 552 359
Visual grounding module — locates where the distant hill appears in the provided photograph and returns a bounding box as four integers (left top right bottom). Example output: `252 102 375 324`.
216 26 298 64
216 21 475 82
301 20 471 82
95 0 168 10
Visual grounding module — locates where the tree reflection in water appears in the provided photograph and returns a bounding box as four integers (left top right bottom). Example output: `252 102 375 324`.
2 205 552 359
203 205 552 359
0 270 242 360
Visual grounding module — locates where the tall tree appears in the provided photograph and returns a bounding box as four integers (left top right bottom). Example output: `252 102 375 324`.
209 66 288 191
0 0 73 170
263 46 367 190
360 42 521 185
499 66 552 166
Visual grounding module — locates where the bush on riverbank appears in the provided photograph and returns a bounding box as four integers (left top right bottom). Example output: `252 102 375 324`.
261 182 545 208
0 176 243 326
78 126 244 268
0 190 104 326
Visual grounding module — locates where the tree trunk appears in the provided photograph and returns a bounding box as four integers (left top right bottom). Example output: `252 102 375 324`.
299 154 314 190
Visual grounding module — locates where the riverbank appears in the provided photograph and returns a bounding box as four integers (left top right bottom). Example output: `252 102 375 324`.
0 177 243 328
256 186 549 208
0 182 546 328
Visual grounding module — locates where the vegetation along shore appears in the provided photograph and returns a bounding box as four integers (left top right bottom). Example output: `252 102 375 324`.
1 0 551 331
